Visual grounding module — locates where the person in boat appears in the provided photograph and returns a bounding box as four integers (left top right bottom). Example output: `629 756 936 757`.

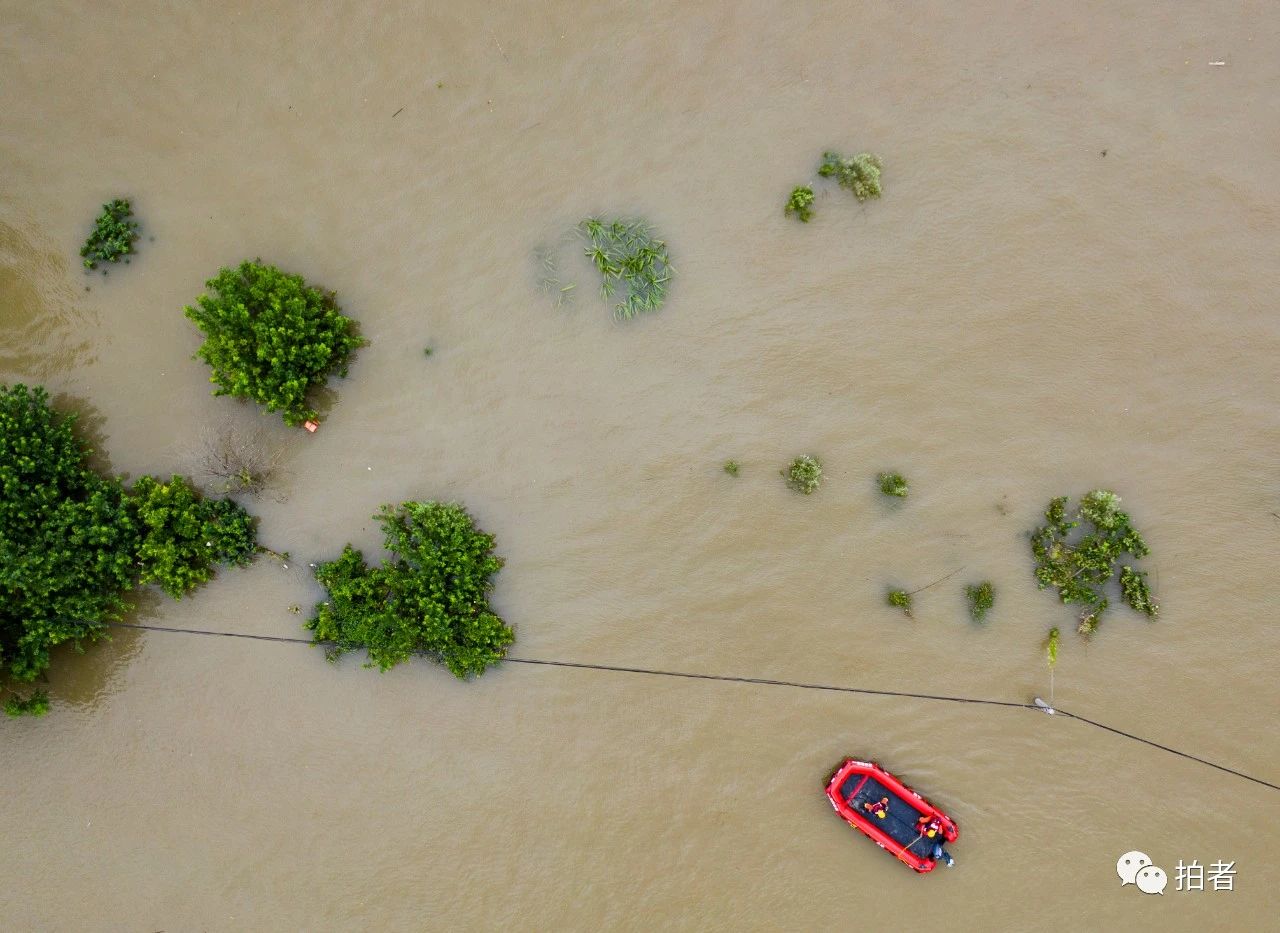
917 815 942 839
862 796 890 819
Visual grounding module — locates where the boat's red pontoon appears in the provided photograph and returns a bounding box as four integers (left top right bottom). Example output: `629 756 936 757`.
824 758 959 873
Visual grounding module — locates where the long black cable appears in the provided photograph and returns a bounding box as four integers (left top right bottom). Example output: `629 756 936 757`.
104 621 1280 793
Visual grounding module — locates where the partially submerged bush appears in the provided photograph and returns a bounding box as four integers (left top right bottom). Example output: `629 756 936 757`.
579 218 673 319
878 471 908 498
1 385 137 698
818 151 883 201
1030 489 1157 635
80 198 140 269
887 588 913 617
307 501 514 678
4 690 50 718
723 459 741 477
184 260 366 426
785 186 815 222
1119 566 1157 618
783 455 822 494
0 384 255 714
128 475 256 599
965 581 995 623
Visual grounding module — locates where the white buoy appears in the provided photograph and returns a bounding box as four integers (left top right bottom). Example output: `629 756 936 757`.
1034 697 1056 715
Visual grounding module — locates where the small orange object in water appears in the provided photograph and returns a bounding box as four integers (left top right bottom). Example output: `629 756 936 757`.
303 420 319 433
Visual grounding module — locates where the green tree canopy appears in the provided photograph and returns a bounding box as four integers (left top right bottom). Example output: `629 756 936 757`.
1 384 257 714
1030 489 1157 635
0 384 136 685
184 260 366 426
129 475 256 599
307 501 514 678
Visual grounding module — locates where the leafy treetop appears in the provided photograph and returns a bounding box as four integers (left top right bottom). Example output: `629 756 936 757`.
0 384 256 715
307 501 514 678
887 588 913 617
1030 489 1157 635
965 581 995 623
783 455 823 495
878 471 908 498
785 186 815 222
818 151 883 201
128 475 256 599
184 260 366 426
80 198 140 270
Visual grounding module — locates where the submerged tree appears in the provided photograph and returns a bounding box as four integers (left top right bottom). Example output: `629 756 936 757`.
1030 489 1158 635
784 186 815 222
783 455 823 495
818 151 883 201
0 384 257 715
877 471 909 499
184 260 366 427
887 588 913 618
307 501 514 678
128 475 256 599
80 198 140 270
964 581 995 623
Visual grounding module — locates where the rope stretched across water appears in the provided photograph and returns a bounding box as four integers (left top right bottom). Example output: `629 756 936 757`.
104 621 1280 793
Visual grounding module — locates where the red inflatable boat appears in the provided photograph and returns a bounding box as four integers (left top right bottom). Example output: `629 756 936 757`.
824 758 959 873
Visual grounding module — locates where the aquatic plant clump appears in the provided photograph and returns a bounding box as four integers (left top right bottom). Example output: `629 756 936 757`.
783 455 823 494
723 459 741 477
877 471 908 498
1029 489 1157 635
818 151 883 201
887 589 913 617
579 218 673 319
965 581 995 623
80 198 140 269
307 501 514 678
785 186 815 222
184 260 366 427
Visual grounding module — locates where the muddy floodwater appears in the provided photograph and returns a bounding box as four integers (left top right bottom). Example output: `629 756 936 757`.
2 2 1279 929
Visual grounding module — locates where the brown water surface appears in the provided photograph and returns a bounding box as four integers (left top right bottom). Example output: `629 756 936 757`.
2 2 1279 929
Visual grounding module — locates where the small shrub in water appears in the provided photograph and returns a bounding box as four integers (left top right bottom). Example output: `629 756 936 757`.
184 260 366 427
785 186 815 222
307 501 514 678
878 471 908 498
1045 627 1061 669
80 198 140 269
887 588 913 617
1119 565 1158 618
1030 489 1156 635
965 581 995 623
818 151 883 201
4 690 50 718
723 459 741 477
783 455 822 494
579 218 673 319
128 475 257 599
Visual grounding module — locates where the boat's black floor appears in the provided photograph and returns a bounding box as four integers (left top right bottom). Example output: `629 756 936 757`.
841 775 940 859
